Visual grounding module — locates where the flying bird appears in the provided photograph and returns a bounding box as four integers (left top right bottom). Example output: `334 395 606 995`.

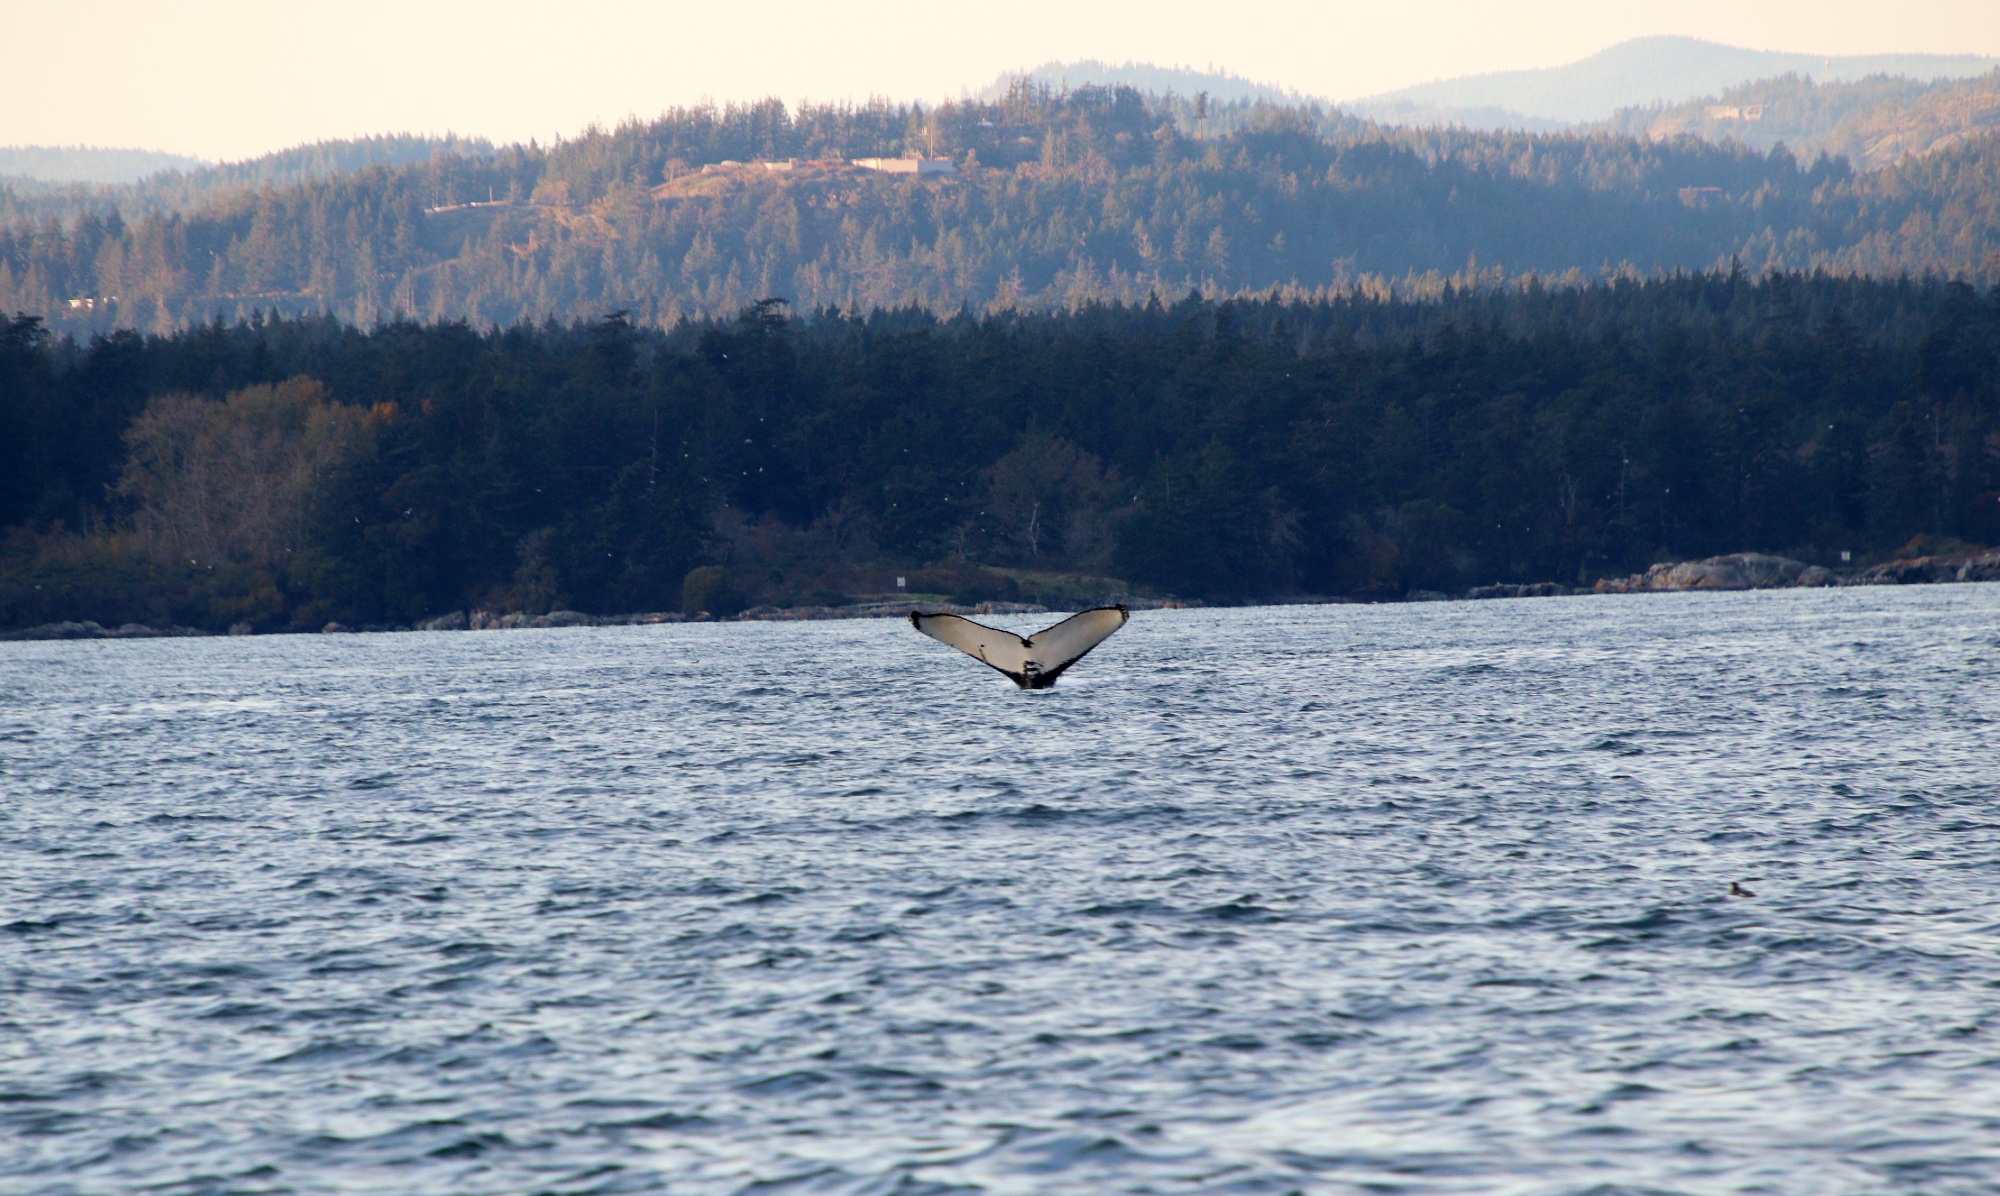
909 605 1129 688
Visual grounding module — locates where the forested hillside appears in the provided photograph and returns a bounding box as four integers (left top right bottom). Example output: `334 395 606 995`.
1597 70 2000 170
4 273 1996 631
6 87 2000 335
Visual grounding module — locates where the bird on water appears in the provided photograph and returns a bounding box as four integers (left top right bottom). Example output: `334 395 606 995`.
1729 881 1756 897
909 605 1129 688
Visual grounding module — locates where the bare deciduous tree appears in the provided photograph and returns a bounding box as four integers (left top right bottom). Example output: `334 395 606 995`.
119 377 364 569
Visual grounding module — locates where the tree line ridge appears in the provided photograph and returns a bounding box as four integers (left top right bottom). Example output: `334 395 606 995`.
5 84 2000 337
3 272 1996 632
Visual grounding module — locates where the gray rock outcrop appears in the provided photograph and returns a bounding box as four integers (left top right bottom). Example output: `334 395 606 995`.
3 620 109 640
1852 548 2000 585
1595 553 1832 593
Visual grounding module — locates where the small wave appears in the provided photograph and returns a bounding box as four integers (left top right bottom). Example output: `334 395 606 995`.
196 1002 276 1021
829 924 898 943
1591 908 1684 933
427 1131 512 1159
264 1038 377 1066
603 1110 715 1131
1079 899 1178 918
1201 1034 1268 1051
1587 737 1645 755
842 1065 946 1093
737 1069 833 1096
1200 896 1283 922
986 1131 1178 1176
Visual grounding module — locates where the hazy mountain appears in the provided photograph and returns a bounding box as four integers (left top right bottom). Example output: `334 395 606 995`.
0 145 209 185
989 41 2000 144
134 134 495 203
981 61 1303 105
1596 70 2000 170
1354 36 2000 127
0 134 495 227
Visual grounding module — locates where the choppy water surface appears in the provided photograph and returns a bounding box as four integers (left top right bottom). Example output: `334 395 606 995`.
5 588 2000 1195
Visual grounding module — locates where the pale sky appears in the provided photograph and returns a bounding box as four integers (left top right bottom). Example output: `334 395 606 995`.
7 0 1999 162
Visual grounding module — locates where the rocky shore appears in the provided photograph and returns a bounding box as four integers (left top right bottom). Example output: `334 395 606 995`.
1846 548 2000 585
0 620 218 641
1592 553 1839 593
4 552 1993 640
1441 548 2000 602
2 597 1185 641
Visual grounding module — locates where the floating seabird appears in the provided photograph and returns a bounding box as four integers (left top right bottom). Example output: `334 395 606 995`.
909 605 1129 689
1729 881 1756 897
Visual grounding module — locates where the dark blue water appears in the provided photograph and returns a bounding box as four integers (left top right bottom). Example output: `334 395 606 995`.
5 587 2000 1195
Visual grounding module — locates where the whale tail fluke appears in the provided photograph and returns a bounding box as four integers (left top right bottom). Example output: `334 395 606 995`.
909 605 1129 688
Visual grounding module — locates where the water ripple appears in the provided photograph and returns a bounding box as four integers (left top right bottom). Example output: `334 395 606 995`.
3 587 1999 1193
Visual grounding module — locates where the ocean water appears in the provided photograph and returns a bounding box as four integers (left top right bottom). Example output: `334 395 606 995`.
4 587 2000 1196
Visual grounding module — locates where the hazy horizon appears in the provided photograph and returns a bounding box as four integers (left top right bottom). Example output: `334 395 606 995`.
4 1 1996 162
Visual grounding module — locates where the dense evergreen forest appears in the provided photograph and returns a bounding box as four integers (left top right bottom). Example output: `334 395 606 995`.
4 271 1996 631
6 86 2000 336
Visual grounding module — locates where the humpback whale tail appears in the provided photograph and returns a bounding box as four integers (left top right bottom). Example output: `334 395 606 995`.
909 605 1129 688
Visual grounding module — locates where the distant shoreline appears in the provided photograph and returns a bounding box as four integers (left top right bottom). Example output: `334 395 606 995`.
8 553 1995 642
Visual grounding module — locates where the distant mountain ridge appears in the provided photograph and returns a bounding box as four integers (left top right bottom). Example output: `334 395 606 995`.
980 40 2000 136
10 50 2000 335
1 134 496 227
981 61 1303 105
142 134 494 193
7 87 2000 338
1352 36 2000 127
0 145 210 185
1594 70 2000 170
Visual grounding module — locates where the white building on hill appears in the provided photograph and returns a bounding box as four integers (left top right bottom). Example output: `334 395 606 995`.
851 157 955 176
